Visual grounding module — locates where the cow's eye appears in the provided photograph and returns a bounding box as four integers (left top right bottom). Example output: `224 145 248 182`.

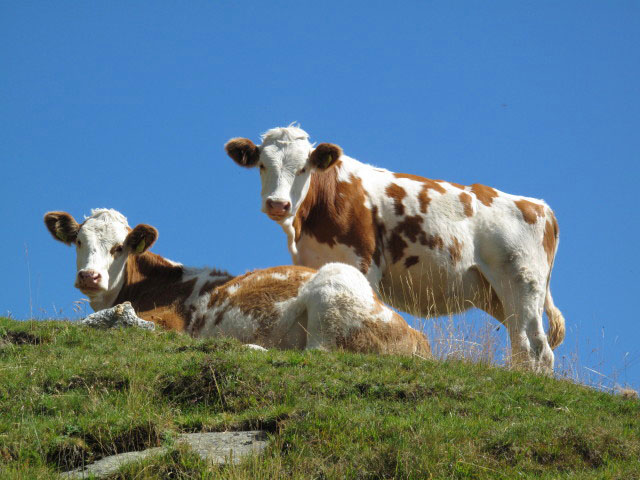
297 167 306 175
111 244 123 255
259 164 265 172
76 240 82 247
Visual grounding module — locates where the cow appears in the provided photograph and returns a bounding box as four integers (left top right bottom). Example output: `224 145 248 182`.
43 208 430 356
224 125 565 373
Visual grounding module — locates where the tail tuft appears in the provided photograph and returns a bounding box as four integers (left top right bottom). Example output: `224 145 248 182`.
545 289 565 350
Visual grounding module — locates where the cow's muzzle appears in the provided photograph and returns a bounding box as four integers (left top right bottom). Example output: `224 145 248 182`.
75 269 103 293
265 199 291 220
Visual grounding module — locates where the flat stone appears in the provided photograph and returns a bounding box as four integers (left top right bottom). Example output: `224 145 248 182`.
62 447 165 479
62 431 268 479
178 431 268 464
80 302 155 330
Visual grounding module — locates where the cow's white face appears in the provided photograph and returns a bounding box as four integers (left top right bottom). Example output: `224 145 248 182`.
225 126 342 224
258 140 314 222
73 211 130 296
44 209 157 309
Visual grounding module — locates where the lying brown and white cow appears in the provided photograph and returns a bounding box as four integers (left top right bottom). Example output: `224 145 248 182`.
44 208 430 356
225 125 565 372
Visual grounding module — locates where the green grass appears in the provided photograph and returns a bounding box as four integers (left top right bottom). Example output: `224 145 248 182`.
1 317 639 479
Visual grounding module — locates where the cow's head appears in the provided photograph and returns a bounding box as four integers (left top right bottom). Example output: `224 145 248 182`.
44 209 157 308
225 126 342 223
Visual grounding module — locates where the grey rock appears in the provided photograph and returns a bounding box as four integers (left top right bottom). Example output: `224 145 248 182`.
62 430 268 479
80 302 155 330
179 431 268 464
62 447 165 479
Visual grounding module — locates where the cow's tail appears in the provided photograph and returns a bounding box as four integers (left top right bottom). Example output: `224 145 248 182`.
545 286 565 350
544 210 565 350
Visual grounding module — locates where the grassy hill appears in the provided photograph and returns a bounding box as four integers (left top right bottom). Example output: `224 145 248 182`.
1 317 639 479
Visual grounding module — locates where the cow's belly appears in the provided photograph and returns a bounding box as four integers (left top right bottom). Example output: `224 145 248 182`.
295 234 364 270
197 303 309 349
378 239 478 318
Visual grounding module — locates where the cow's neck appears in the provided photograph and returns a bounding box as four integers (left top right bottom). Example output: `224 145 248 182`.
114 252 234 313
288 160 377 273
95 251 185 312
291 165 341 245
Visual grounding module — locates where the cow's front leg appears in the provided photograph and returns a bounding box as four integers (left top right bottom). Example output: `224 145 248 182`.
280 218 300 264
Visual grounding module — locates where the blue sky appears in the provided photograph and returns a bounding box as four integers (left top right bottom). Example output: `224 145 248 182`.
1 2 638 388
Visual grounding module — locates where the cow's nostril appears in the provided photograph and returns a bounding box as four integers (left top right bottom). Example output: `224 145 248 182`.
78 270 101 284
266 199 291 214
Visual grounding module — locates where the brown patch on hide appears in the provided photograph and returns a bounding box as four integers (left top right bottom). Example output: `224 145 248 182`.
388 233 408 264
515 199 545 225
459 192 474 217
185 274 234 335
393 173 446 214
387 211 446 264
422 234 444 251
208 265 316 342
371 206 386 268
143 305 190 332
395 215 425 243
448 238 463 265
385 183 407 216
393 173 446 193
114 252 191 331
543 211 559 267
337 313 431 357
113 251 232 333
404 256 420 269
294 169 376 273
417 186 432 214
436 179 465 189
470 184 498 207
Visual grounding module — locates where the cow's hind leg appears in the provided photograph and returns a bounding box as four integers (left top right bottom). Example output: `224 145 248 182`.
299 262 397 353
476 263 554 373
467 267 506 325
299 263 368 351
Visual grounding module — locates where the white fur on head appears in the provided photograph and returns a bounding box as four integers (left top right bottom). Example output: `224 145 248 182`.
75 208 132 310
257 124 315 222
85 208 130 226
260 124 312 146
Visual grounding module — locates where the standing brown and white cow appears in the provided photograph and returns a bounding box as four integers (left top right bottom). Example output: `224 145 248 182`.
225 125 565 372
44 208 430 356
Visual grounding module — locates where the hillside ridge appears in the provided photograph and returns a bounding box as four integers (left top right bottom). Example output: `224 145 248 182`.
1 317 639 479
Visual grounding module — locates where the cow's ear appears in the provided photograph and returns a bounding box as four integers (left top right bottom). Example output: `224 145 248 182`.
125 224 158 254
44 211 80 245
225 138 261 168
309 143 342 170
